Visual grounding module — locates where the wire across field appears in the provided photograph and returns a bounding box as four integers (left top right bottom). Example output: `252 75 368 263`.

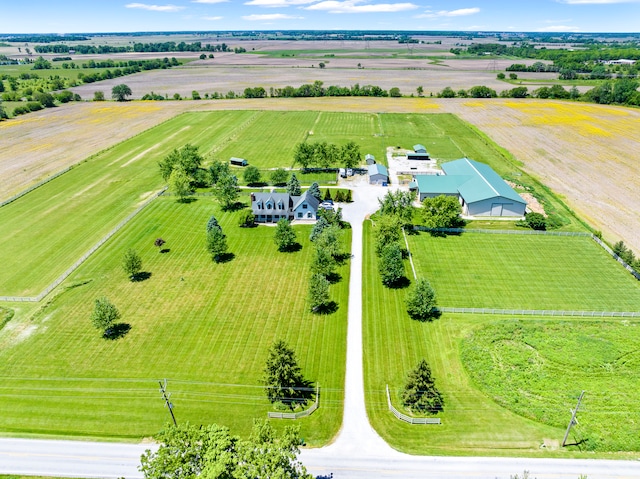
407 232 640 311
0 198 349 443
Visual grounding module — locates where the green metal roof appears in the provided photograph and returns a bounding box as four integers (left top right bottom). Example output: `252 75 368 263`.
413 144 427 153
415 158 526 205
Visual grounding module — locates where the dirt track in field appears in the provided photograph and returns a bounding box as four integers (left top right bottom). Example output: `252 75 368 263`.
2 97 639 252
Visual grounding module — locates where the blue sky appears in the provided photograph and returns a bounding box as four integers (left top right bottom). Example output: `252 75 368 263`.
2 0 640 33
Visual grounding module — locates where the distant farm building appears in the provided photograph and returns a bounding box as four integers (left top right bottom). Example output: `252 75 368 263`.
230 157 248 167
408 144 430 161
365 154 376 165
412 158 526 217
368 163 388 185
251 191 319 223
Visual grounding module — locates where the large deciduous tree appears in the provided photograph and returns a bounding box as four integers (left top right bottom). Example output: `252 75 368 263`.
308 273 330 313
401 359 444 414
168 167 191 202
421 195 463 229
374 214 402 256
406 278 438 321
243 165 262 185
270 168 289 186
212 173 239 210
111 83 132 101
159 144 203 182
263 340 308 405
379 242 405 287
378 190 416 225
139 420 311 479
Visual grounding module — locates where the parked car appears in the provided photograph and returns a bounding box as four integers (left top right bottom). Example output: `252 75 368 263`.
320 200 334 210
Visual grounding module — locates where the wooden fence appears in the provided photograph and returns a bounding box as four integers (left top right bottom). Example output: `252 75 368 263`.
386 385 441 425
268 385 320 419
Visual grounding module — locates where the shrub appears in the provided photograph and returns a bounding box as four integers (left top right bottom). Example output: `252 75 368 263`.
525 212 547 231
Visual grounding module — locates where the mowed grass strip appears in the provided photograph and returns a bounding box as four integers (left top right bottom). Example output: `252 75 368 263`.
408 232 640 311
362 222 563 456
0 197 348 443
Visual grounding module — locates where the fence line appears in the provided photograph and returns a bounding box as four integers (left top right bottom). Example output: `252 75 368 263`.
1 166 73 208
268 384 320 419
438 307 640 317
402 227 417 280
591 235 640 280
0 187 167 303
386 385 441 425
412 226 591 237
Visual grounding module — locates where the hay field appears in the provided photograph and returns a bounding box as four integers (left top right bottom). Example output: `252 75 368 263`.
0 101 192 199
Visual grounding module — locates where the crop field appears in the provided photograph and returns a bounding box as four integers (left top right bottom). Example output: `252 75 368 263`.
363 222 640 455
407 232 640 311
362 223 564 456
0 197 350 443
461 319 640 452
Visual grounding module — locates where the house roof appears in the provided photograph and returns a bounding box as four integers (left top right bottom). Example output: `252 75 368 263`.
293 190 320 211
368 163 388 177
365 154 375 160
414 158 526 205
413 144 427 153
251 192 291 214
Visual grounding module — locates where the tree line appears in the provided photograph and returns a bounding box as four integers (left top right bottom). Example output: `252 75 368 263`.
34 41 234 54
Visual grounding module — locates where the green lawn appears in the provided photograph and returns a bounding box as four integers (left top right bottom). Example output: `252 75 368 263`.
0 197 349 444
362 222 564 456
407 232 640 311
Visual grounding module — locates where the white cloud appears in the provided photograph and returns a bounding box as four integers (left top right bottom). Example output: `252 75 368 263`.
192 0 228 3
537 25 581 31
244 0 316 6
305 0 419 13
242 13 304 19
558 0 640 4
125 3 185 12
415 7 480 18
203 15 224 19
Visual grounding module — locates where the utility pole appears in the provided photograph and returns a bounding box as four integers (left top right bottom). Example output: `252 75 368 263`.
159 379 177 427
562 390 585 447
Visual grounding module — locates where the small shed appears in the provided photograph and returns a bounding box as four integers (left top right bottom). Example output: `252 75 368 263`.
408 144 430 161
368 163 388 185
230 157 248 167
365 154 376 165
413 144 427 153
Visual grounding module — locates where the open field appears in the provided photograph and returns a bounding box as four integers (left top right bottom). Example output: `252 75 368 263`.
2 109 554 297
407 232 640 311
0 197 349 443
461 318 640 452
363 222 640 456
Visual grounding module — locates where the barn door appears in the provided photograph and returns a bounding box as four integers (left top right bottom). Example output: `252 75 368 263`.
491 203 503 216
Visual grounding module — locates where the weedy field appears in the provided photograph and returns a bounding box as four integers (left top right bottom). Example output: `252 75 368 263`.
0 197 350 444
363 223 640 456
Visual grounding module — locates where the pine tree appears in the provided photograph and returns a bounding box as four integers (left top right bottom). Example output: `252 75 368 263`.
323 189 332 201
206 214 220 233
308 182 322 201
286 174 301 196
401 359 444 414
207 226 228 262
263 340 307 405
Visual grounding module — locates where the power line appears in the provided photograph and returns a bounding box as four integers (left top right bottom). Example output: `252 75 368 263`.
159 379 177 427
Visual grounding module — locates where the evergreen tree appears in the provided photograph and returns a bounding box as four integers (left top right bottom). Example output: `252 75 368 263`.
286 174 302 196
263 340 307 405
345 189 353 202
308 182 322 201
206 226 228 262
323 189 332 201
406 278 437 320
401 359 444 414
206 214 220 233
309 216 329 242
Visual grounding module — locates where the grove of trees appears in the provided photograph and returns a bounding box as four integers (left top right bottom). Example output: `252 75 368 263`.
293 141 361 169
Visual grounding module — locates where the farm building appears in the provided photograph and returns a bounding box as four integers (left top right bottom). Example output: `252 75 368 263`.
368 163 388 185
251 191 319 223
408 144 430 161
412 158 526 217
365 154 376 165
230 157 248 167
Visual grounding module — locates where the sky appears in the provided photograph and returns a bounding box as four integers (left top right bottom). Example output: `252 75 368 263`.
2 0 640 34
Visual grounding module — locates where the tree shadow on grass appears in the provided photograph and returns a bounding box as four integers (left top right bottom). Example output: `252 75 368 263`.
386 276 411 289
280 242 302 253
326 272 342 284
312 301 339 315
104 323 131 340
177 197 198 204
131 271 152 282
160 248 171 254
223 202 247 212
409 308 442 322
214 252 235 264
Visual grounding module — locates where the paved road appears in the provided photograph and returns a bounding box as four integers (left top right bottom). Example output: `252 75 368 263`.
2 185 639 478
